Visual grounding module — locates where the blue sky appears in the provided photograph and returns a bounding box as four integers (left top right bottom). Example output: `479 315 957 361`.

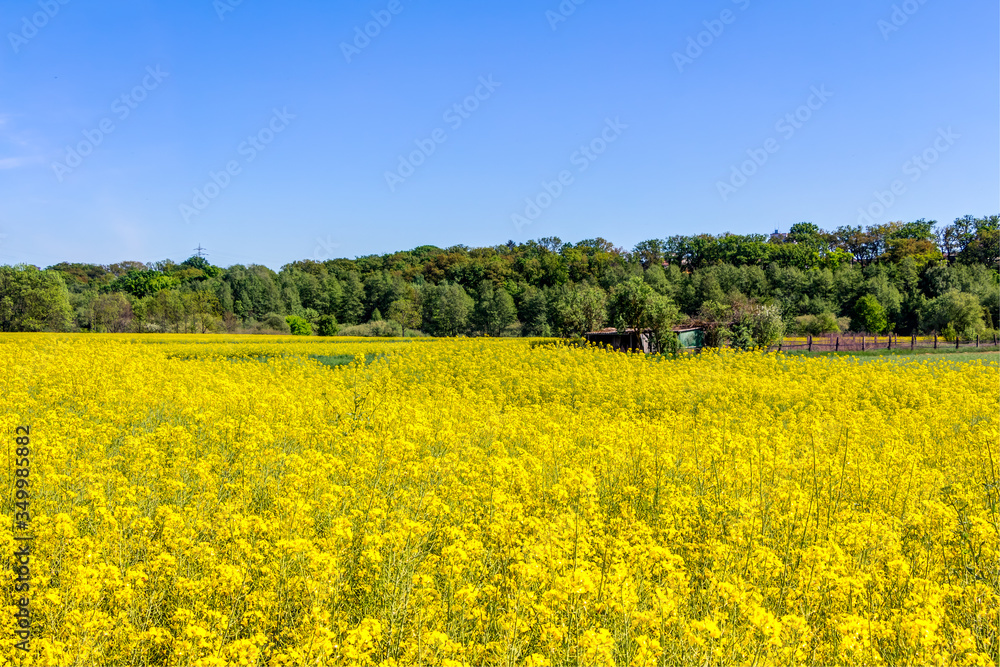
1 0 997 269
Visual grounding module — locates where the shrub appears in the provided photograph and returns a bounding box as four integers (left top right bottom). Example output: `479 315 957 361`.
261 313 291 335
338 320 404 338
286 315 313 336
731 302 785 350
316 314 340 337
921 289 986 339
794 312 841 336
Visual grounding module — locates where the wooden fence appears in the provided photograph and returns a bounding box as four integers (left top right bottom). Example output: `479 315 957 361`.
775 333 1000 353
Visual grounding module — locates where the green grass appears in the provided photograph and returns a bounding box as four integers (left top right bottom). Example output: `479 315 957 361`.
307 354 356 368
172 353 383 367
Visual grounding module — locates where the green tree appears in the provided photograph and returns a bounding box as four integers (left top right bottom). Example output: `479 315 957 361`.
146 289 185 332
224 265 281 320
920 289 986 339
608 276 680 352
646 294 682 354
0 265 73 332
339 272 365 325
103 270 178 298
853 295 888 334
608 277 656 333
422 282 473 336
388 298 422 331
90 292 134 333
520 287 551 337
633 239 665 269
185 288 222 333
958 215 1000 266
181 255 221 278
550 283 607 336
473 283 517 336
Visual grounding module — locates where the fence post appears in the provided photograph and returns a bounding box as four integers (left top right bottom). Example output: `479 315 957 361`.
956 335 960 350
862 336 866 351
976 335 980 348
836 337 840 352
934 335 937 349
887 334 892 350
911 334 915 350
808 335 812 352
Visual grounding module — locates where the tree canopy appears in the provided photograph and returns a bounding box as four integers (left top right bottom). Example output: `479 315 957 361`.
1 214 995 342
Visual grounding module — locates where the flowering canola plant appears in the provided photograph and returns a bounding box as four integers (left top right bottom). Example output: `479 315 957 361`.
0 334 997 666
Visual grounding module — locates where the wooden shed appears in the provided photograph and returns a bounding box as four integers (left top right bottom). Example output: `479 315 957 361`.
673 327 705 349
583 328 655 353
584 326 705 353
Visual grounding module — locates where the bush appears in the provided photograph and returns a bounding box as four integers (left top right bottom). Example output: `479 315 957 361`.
260 313 291 335
731 302 785 350
921 290 986 339
316 314 340 337
656 330 682 356
338 320 404 338
793 312 841 336
286 315 313 336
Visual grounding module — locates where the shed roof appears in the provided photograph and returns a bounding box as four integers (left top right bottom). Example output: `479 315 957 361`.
585 328 651 335
584 327 704 335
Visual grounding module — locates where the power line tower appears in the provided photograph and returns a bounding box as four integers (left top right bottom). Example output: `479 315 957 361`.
194 245 208 260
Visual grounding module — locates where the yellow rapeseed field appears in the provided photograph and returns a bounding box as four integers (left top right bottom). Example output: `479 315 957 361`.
0 334 997 666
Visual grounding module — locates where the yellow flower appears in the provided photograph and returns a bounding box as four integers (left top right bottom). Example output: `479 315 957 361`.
0 335 995 666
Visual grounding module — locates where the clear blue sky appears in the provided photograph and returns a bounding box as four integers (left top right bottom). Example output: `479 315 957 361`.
2 0 997 269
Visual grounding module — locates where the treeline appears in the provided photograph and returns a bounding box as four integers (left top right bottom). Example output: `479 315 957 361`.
1 215 997 345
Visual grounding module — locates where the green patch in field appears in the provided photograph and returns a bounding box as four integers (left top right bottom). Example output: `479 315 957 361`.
169 352 385 367
307 354 355 368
